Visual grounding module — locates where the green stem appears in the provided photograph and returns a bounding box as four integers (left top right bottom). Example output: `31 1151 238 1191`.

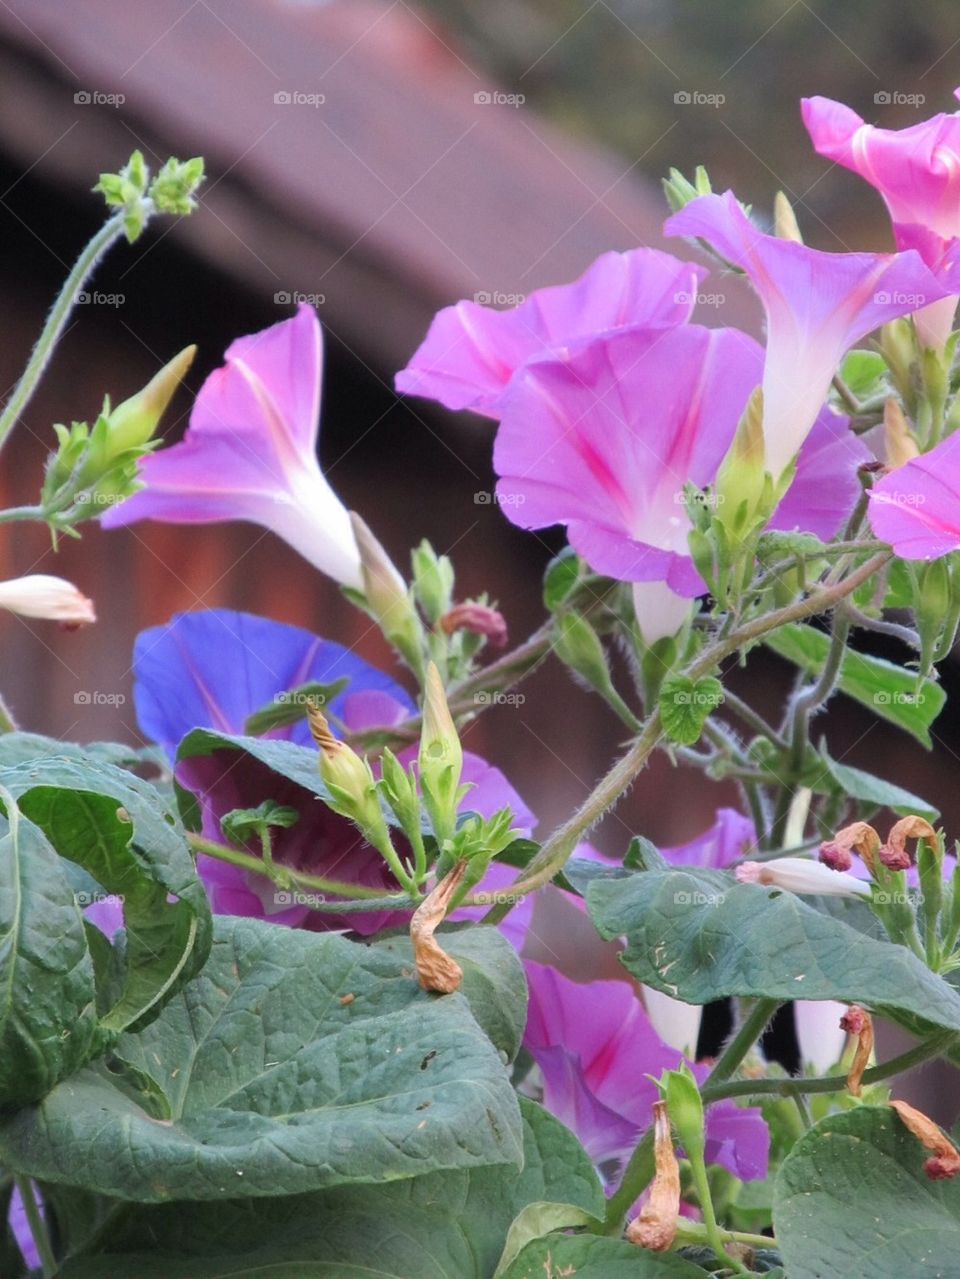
688 1152 749 1274
0 211 128 452
187 833 399 901
0 504 47 524
600 1129 654 1232
14 1177 55 1279
480 551 891 921
708 998 781 1084
792 1091 813 1130
721 689 787 750
676 1222 775 1251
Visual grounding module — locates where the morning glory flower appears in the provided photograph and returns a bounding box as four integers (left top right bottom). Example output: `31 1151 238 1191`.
803 92 960 346
0 574 95 625
133 609 535 940
523 961 769 1188
493 322 869 641
665 190 959 478
868 434 960 559
394 247 708 417
103 304 362 588
736 856 871 898
7 1184 41 1273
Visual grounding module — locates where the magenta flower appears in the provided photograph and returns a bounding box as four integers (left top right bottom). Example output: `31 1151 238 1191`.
492 322 869 640
868 434 960 558
103 305 362 588
665 191 959 477
395 248 707 417
523 962 769 1186
803 92 960 345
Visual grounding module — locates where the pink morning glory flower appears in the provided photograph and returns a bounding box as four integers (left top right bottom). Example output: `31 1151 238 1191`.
394 248 708 417
868 433 960 558
103 304 362 588
803 92 960 346
665 190 960 477
523 961 769 1187
492 322 869 640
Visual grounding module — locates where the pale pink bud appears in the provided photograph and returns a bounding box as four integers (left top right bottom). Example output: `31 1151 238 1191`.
736 857 870 898
0 575 96 625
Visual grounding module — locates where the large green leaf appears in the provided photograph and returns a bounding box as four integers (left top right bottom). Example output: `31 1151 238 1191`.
765 623 945 745
58 1100 601 1277
774 1106 960 1278
586 867 960 1032
0 916 523 1202
499 1235 707 1277
0 746 211 1040
819 757 938 821
0 798 99 1104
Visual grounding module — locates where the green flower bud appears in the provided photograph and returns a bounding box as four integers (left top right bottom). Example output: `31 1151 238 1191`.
418 663 463 845
411 540 454 624
107 345 196 456
662 1062 706 1161
351 513 425 678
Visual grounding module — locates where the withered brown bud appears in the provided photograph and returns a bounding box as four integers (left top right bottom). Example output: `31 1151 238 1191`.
840 1005 874 1097
410 861 468 994
625 1100 680 1252
925 1156 960 1181
879 816 937 872
439 602 508 648
819 821 880 875
891 1099 960 1180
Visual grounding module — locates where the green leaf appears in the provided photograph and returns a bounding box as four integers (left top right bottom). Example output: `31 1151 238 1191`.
373 924 528 1062
774 1106 960 1278
176 729 328 816
242 679 350 737
820 757 938 821
0 916 522 1202
659 674 724 745
839 348 889 400
542 547 584 611
220 800 300 845
765 623 944 745
57 1100 602 1278
493 1203 600 1278
586 867 960 1033
499 1235 707 1277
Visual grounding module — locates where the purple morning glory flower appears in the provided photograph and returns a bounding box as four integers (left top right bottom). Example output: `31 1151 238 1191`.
523 961 769 1186
7 1183 41 1273
395 247 708 418
103 305 362 587
133 609 536 937
665 190 960 477
868 433 960 559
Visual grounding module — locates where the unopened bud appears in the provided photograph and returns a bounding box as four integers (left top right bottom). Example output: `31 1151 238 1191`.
819 821 880 875
625 1100 680 1251
411 540 454 624
351 513 425 676
440 601 507 648
307 702 389 844
737 856 870 898
879 816 937 871
840 1005 874 1097
0 575 95 626
773 191 803 243
107 345 196 455
410 860 467 993
883 398 919 469
418 663 463 844
661 1062 705 1160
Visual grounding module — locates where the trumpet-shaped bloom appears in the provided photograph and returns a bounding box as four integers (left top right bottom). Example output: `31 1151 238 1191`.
493 324 869 628
0 574 95 624
802 93 960 347
523 962 769 1186
868 435 960 559
665 191 959 476
103 305 362 588
395 248 708 417
133 609 536 938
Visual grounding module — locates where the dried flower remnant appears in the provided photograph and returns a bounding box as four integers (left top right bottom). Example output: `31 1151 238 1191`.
891 1099 960 1180
410 860 468 993
626 1100 680 1252
879 816 938 871
819 821 881 874
839 1005 874 1097
439 602 508 648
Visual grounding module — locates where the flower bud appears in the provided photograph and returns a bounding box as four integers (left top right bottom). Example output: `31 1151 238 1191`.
883 398 919 469
661 1062 705 1161
440 602 508 649
107 346 196 455
714 388 777 536
737 856 871 898
307 702 390 847
773 191 803 243
411 540 454 624
0 575 95 626
418 663 463 844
